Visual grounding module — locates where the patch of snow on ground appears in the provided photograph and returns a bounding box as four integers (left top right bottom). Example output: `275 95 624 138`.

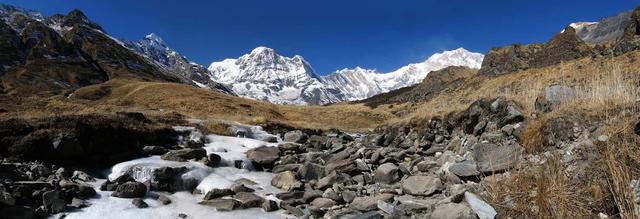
61 124 286 219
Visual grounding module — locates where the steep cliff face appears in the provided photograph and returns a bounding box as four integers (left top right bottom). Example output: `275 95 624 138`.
479 27 594 76
0 5 185 96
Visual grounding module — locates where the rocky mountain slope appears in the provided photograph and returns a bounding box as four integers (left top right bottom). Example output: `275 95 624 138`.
209 47 483 104
123 33 233 94
0 4 233 97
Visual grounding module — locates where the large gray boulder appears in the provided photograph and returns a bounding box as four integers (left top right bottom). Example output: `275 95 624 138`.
401 175 442 196
271 171 301 191
473 143 523 173
234 192 264 208
297 162 325 180
350 193 394 211
199 199 240 211
431 203 477 219
111 182 147 198
448 160 480 177
284 130 308 143
160 148 206 162
373 163 401 184
246 146 280 166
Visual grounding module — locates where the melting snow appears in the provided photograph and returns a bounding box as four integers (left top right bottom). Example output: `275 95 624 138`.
61 124 285 219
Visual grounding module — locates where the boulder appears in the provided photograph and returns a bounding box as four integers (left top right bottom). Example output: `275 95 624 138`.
111 182 147 198
142 146 169 156
448 160 480 177
157 195 172 205
465 192 497 219
401 175 442 196
431 203 476 219
262 199 279 212
160 148 206 162
132 198 148 208
349 193 394 211
152 166 193 192
297 162 325 180
271 171 300 191
199 199 240 211
42 190 66 213
246 146 280 167
203 153 221 167
473 143 523 173
311 197 336 209
234 192 264 208
373 163 401 184
534 85 577 113
0 191 15 206
284 130 308 143
203 188 234 200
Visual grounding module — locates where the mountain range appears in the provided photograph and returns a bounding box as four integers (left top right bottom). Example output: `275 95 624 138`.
208 47 483 104
0 3 484 105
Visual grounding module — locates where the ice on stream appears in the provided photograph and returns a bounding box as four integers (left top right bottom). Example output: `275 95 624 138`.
58 124 285 219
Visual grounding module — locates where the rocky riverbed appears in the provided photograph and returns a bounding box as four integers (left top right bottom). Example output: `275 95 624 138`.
1 96 625 219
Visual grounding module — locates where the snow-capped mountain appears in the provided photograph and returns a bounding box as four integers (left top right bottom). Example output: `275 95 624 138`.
124 33 233 94
568 11 631 44
322 48 484 101
209 47 483 104
208 47 342 105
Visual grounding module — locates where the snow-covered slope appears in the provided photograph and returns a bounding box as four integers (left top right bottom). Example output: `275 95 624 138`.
124 33 233 94
322 48 484 101
568 11 631 44
208 47 342 105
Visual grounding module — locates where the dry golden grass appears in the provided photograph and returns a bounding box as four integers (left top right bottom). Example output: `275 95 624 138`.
0 77 394 132
484 155 594 218
479 52 640 218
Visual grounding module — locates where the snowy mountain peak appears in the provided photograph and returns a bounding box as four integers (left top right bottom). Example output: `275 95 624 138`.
208 46 339 105
144 33 166 45
323 48 484 101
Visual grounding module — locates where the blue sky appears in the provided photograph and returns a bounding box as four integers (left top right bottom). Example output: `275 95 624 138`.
2 0 637 74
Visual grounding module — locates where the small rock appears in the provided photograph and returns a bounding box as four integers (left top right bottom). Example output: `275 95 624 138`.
401 175 442 196
203 188 235 200
351 211 383 219
70 198 90 208
157 195 172 205
132 198 148 208
161 148 206 162
342 190 356 203
311 197 336 209
199 199 240 211
230 182 254 193
111 182 147 198
431 203 476 219
204 153 222 167
71 170 95 182
0 191 16 206
262 199 279 212
464 192 497 219
142 146 169 156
